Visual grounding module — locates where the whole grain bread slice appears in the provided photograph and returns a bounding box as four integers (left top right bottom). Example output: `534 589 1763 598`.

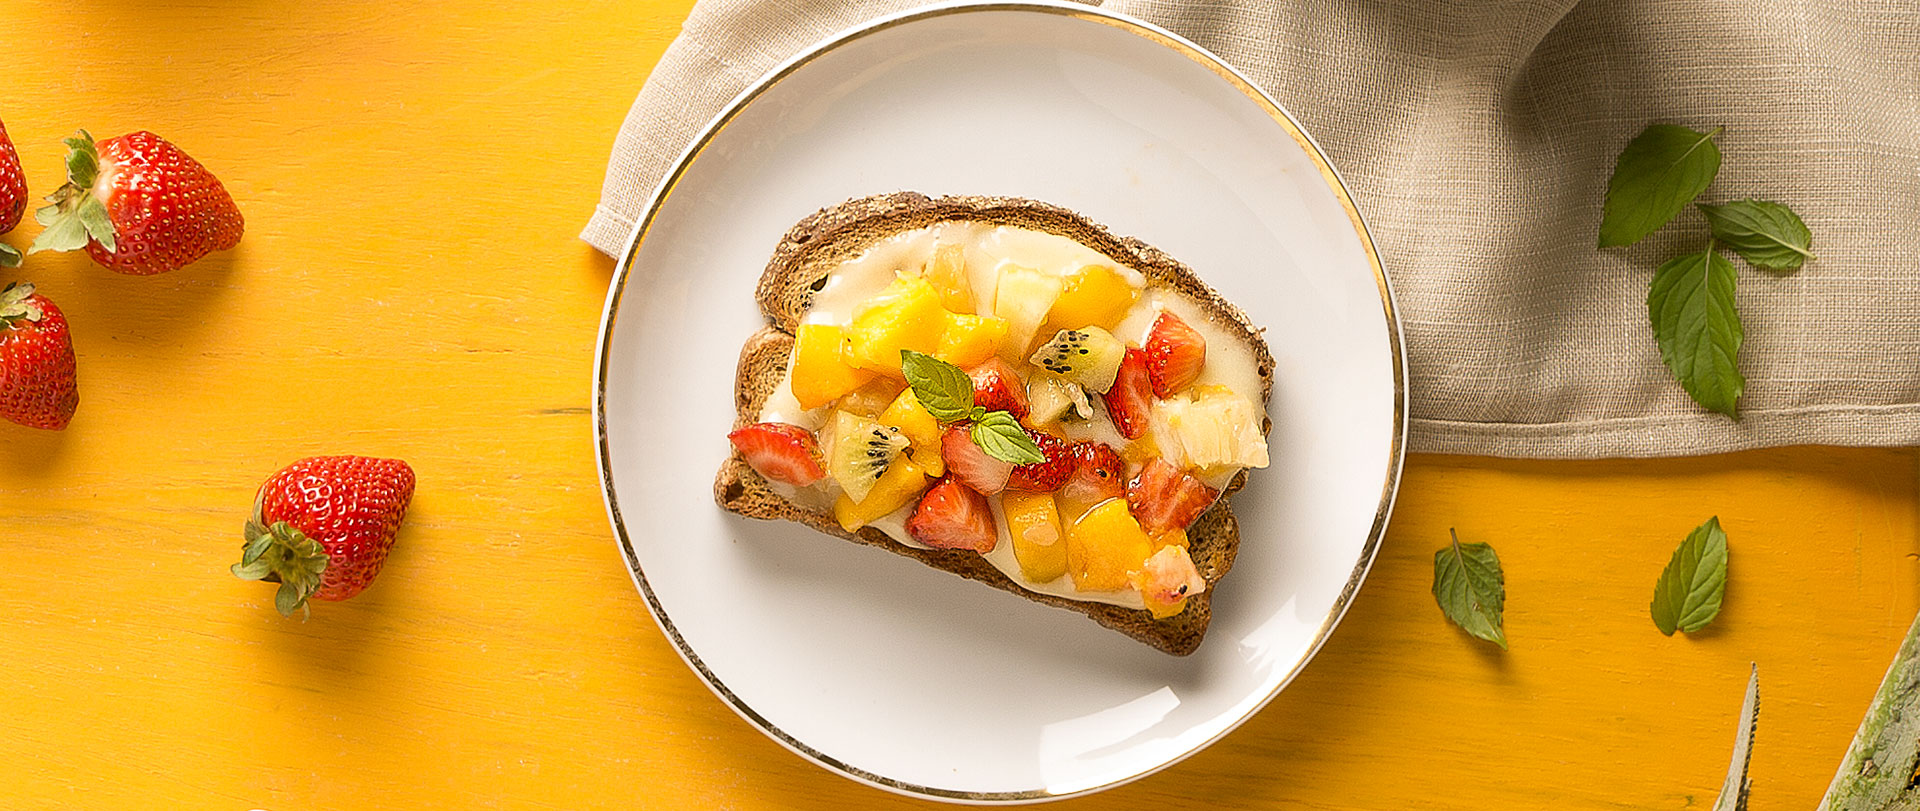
715 193 1274 656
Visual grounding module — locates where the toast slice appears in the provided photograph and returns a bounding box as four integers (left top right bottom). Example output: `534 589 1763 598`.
715 192 1274 655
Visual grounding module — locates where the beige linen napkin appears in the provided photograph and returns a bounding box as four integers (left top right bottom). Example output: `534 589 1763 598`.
584 0 1920 459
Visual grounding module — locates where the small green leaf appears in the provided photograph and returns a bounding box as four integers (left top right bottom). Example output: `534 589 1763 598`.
29 211 90 254
76 197 114 253
900 350 976 423
62 130 98 189
274 580 304 617
1649 243 1744 417
1600 124 1723 248
1432 529 1507 650
241 532 273 565
0 243 19 268
1698 200 1814 271
231 557 275 580
1651 516 1729 635
970 411 1046 464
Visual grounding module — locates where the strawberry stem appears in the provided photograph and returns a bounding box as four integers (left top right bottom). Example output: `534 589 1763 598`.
27 130 116 256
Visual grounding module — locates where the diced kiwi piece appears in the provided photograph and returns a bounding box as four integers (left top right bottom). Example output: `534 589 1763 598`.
1028 326 1126 393
825 410 909 503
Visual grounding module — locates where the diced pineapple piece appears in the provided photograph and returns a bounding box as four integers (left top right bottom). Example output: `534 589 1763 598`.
1003 491 1067 583
991 264 1065 362
934 312 1008 369
837 377 906 418
1046 265 1139 333
789 324 877 410
925 242 974 314
1159 389 1270 469
833 455 931 531
1065 498 1154 592
847 276 950 375
878 388 945 477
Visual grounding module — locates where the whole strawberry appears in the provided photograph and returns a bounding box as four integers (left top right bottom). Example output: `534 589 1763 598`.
0 119 25 268
30 130 242 275
0 282 78 430
232 455 415 617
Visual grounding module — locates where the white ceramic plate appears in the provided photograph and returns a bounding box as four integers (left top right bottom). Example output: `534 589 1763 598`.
595 1 1406 802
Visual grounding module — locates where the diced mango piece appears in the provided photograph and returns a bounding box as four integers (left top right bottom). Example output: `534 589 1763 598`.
1065 498 1154 592
878 388 945 477
992 264 1065 362
834 455 931 531
1150 527 1189 552
925 242 974 313
847 276 950 375
837 376 906 418
1003 491 1067 583
1046 265 1139 334
934 312 1008 368
790 324 878 410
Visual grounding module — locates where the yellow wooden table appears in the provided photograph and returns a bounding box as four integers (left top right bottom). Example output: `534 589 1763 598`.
2 2 1913 808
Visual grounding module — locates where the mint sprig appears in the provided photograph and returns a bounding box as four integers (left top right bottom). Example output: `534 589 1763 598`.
899 350 1044 465
1651 516 1729 636
1599 124 1723 248
1432 529 1508 650
1698 200 1814 271
1649 242 1744 417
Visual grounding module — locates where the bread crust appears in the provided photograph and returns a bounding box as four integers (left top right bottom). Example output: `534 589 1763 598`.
716 193 1273 656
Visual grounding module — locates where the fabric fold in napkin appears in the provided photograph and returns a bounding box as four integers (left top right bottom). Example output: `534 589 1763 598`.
585 0 1920 460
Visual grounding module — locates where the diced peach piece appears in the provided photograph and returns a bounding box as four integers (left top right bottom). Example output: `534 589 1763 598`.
1003 491 1067 583
1046 265 1139 333
878 388 944 477
1135 545 1206 619
847 276 950 375
790 324 877 410
934 312 1008 369
1065 498 1154 592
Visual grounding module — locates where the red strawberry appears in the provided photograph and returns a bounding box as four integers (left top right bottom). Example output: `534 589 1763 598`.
966 357 1029 418
1056 441 1125 520
728 422 825 486
1145 311 1206 398
0 282 78 430
1103 347 1153 439
0 120 24 268
1126 457 1219 534
30 130 243 275
232 455 415 616
942 425 1011 494
1006 429 1072 491
906 477 997 553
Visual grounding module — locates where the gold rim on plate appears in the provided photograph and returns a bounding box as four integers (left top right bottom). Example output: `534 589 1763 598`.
592 0 1409 802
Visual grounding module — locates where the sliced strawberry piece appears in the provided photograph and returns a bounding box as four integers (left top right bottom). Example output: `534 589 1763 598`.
942 425 1012 494
1103 347 1153 440
1145 312 1206 398
1126 457 1220 534
1056 441 1126 520
1006 429 1072 491
967 357 1029 419
727 422 825 486
907 477 997 553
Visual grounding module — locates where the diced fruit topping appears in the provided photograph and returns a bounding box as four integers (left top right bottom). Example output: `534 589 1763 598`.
1144 311 1207 398
934 312 1008 368
1002 491 1067 583
790 324 877 410
1159 388 1270 469
924 242 975 313
1006 429 1072 491
992 264 1065 361
1065 498 1153 592
877 389 945 476
1028 326 1126 393
824 411 909 502
1126 457 1219 534
1135 545 1206 619
1045 265 1139 334
1025 371 1092 426
728 422 826 487
1056 441 1126 521
834 454 931 530
1151 527 1190 552
966 357 1029 419
907 477 997 553
1102 347 1154 440
942 425 1012 494
847 276 949 375
836 377 905 418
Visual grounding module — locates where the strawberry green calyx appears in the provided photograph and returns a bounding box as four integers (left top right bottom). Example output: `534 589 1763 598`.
231 509 329 619
0 281 43 328
0 244 19 268
28 130 116 256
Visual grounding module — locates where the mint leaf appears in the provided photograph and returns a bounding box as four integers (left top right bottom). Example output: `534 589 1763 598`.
0 243 19 268
1432 529 1507 650
900 350 975 423
1600 124 1723 248
1651 516 1729 635
969 411 1046 464
1698 200 1814 271
1649 243 1744 417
